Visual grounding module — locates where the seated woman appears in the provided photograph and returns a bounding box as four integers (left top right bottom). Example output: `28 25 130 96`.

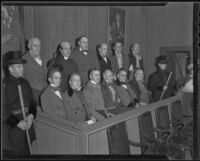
133 69 150 106
63 73 97 126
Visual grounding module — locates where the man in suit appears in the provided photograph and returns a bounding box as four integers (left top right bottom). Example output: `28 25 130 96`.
109 41 130 80
101 69 122 110
40 68 66 119
115 68 139 108
71 35 99 86
47 42 78 92
23 37 47 106
2 51 37 155
96 43 112 74
83 68 114 120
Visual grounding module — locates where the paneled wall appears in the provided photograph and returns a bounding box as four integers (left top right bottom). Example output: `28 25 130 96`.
22 3 193 79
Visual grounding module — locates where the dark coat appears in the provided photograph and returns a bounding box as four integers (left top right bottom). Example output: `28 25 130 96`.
128 77 141 101
71 49 100 86
128 53 144 71
23 52 47 104
115 81 137 107
101 80 122 109
147 69 176 102
96 53 112 73
109 53 130 76
63 88 92 122
2 74 37 154
40 85 66 119
52 54 78 92
23 52 47 91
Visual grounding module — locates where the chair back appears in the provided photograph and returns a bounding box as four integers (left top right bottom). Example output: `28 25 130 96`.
155 106 170 138
138 111 156 153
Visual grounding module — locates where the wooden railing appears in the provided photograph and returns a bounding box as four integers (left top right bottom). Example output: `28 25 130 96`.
32 93 186 154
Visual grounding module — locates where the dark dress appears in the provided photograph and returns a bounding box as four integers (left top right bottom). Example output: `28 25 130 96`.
147 69 176 102
2 74 37 155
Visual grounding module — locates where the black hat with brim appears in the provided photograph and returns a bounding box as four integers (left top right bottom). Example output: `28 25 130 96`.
3 50 27 66
156 55 168 64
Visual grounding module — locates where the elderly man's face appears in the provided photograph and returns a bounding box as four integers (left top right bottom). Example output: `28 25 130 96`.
29 38 41 57
49 71 61 87
79 37 88 50
114 42 123 53
90 70 101 84
132 44 140 55
9 64 24 78
99 44 108 58
117 71 127 83
60 42 71 58
134 69 144 82
104 70 114 83
69 75 81 90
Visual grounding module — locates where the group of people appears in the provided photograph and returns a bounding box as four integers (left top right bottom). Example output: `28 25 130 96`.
2 35 193 155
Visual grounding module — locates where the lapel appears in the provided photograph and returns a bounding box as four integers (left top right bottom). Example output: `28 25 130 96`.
47 86 63 102
26 52 44 73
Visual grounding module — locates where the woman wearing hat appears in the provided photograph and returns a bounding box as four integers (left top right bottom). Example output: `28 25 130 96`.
147 55 176 102
2 51 37 155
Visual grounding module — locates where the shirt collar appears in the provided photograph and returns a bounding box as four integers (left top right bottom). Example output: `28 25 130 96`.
90 80 97 85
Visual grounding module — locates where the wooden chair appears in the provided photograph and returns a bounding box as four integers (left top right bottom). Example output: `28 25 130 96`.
129 111 184 159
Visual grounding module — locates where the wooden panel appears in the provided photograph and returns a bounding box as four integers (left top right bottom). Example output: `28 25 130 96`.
88 129 109 154
36 121 78 154
126 118 141 154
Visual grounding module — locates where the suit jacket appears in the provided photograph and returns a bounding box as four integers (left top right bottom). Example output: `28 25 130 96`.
96 53 112 73
41 85 66 119
115 83 137 107
83 81 108 121
52 54 78 92
101 80 122 109
128 53 144 71
63 89 92 122
109 53 130 75
71 49 100 86
23 52 47 91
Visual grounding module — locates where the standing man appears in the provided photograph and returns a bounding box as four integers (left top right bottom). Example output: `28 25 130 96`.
48 42 78 92
96 43 112 74
148 55 176 102
71 35 99 86
109 41 130 79
2 51 37 155
23 37 47 106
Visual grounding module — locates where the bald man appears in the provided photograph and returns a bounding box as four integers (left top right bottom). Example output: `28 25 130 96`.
23 37 47 105
48 42 78 92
